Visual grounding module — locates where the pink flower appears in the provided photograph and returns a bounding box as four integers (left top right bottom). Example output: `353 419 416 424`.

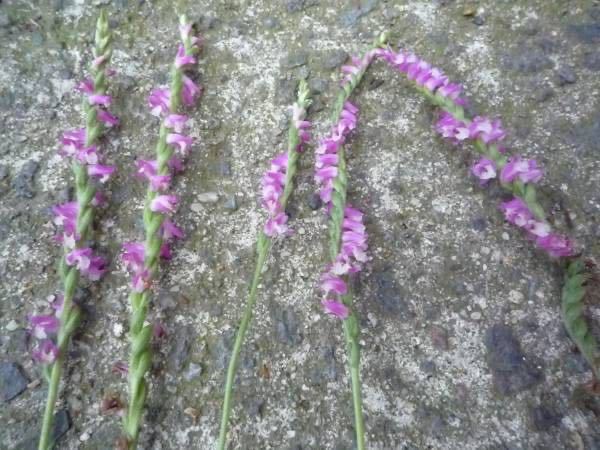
29 315 60 339
536 234 574 258
32 339 59 364
60 128 86 157
97 109 120 127
88 164 115 183
500 157 543 184
264 212 290 237
52 202 78 234
435 112 470 142
164 114 188 133
175 44 196 68
76 79 94 94
469 117 506 144
122 242 145 273
471 158 497 183
88 94 112 107
320 273 347 295
66 247 93 271
179 23 193 41
149 88 171 116
160 219 184 240
149 174 172 192
75 146 99 165
166 133 194 153
132 269 151 293
65 247 106 280
526 220 551 238
321 299 349 319
49 293 64 316
182 75 201 106
91 191 108 207
499 198 533 228
150 195 178 214
160 243 172 260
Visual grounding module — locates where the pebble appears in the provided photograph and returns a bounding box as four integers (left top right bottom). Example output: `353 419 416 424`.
168 325 194 371
273 307 302 345
12 160 39 199
484 324 543 396
197 192 219 203
430 326 450 351
183 362 203 381
283 52 308 69
5 320 18 331
190 203 202 212
307 193 322 210
504 49 553 73
223 195 238 211
319 50 349 70
556 66 577 85
0 362 28 402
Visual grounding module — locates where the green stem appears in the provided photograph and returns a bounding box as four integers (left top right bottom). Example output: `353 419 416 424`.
37 11 110 449
218 233 271 450
344 316 365 450
38 356 64 450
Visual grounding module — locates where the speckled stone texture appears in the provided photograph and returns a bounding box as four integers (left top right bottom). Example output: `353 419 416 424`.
1 1 599 449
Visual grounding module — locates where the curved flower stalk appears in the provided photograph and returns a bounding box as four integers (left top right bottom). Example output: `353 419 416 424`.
378 48 600 378
120 16 202 449
34 11 116 450
217 80 311 450
312 33 390 450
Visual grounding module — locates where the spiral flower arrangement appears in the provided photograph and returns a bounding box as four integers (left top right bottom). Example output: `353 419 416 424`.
31 11 117 450
217 80 312 450
119 16 202 449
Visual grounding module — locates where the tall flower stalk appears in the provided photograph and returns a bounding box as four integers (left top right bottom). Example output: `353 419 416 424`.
34 11 117 450
120 16 202 449
378 48 599 379
311 33 389 450
217 80 312 450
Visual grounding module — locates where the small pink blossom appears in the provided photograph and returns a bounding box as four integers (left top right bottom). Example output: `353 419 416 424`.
88 164 115 183
88 94 112 107
536 234 575 258
264 212 290 237
122 242 145 273
500 157 543 184
471 158 497 184
32 339 59 364
97 109 120 127
175 45 196 68
182 75 201 106
150 195 178 214
321 299 349 319
30 315 60 340
160 219 184 240
149 88 171 116
164 114 188 133
166 133 194 153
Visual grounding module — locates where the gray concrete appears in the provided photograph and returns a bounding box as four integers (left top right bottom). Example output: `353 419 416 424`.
1 0 599 448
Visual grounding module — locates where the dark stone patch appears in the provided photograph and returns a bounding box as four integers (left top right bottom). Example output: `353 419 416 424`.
20 409 71 450
12 160 39 199
308 78 328 94
340 0 379 27
0 361 28 402
210 329 235 370
529 403 562 431
583 51 600 71
534 86 554 103
308 345 338 385
470 217 487 232
307 192 322 210
503 49 553 73
485 324 543 396
242 397 265 419
566 113 600 155
568 23 600 44
282 52 308 69
318 49 348 70
372 270 413 318
473 15 485 26
168 325 194 371
272 307 302 346
430 326 450 351
556 66 577 85
286 0 318 13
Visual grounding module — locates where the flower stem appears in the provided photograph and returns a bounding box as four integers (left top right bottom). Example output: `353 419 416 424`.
37 11 110 449
38 354 64 450
218 232 271 450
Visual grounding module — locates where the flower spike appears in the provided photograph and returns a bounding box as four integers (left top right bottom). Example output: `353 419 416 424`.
120 16 202 449
37 10 116 450
217 79 312 450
